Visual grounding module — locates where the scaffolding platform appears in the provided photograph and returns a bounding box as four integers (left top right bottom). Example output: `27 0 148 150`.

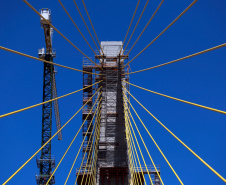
35 174 55 185
36 156 55 169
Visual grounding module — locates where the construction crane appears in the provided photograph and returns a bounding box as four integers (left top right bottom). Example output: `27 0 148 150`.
36 8 62 185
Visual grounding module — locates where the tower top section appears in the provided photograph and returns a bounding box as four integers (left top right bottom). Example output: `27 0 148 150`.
101 41 123 57
40 9 51 26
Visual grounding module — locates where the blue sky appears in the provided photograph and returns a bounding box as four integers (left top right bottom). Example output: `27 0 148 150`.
0 0 226 184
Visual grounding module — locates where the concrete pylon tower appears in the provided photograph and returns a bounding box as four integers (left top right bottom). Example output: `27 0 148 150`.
77 41 130 185
77 41 160 185
96 41 129 185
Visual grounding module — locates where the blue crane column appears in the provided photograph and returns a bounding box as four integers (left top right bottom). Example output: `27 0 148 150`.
36 9 56 185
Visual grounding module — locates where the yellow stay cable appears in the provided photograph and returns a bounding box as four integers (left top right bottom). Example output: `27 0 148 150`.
123 81 226 115
127 117 144 185
93 107 101 184
92 108 102 185
125 106 143 185
2 87 101 185
124 98 150 185
81 0 104 55
124 109 137 184
0 81 102 119
127 89 226 183
23 0 103 70
86 117 100 185
79 106 102 185
91 108 102 185
75 106 101 185
127 0 164 55
125 101 137 184
130 147 138 185
129 133 140 185
128 118 144 185
58 0 96 55
126 43 226 75
127 123 135 181
77 108 101 185
125 109 147 185
119 0 141 55
123 86 183 184
123 0 198 69
126 105 141 185
124 94 164 185
120 0 164 65
123 98 154 185
64 99 102 185
72 0 100 54
86 113 101 185
130 140 141 185
58 0 103 63
0 46 101 75
124 109 135 182
45 94 102 185
124 0 150 52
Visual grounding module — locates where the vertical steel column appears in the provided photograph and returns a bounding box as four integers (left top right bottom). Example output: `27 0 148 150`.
39 54 54 184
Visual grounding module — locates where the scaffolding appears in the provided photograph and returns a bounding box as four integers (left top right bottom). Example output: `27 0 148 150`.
134 165 161 185
95 41 130 185
82 57 97 168
77 41 160 185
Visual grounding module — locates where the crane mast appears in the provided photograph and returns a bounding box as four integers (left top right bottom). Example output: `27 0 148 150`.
36 8 60 185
